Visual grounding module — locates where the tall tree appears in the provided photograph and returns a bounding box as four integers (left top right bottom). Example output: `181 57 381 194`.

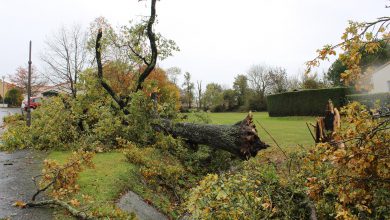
268 67 288 94
233 74 249 107
286 74 301 91
166 67 182 85
9 66 47 96
196 80 202 109
247 65 271 97
41 24 88 98
222 89 237 111
182 72 194 109
301 73 325 89
203 83 224 111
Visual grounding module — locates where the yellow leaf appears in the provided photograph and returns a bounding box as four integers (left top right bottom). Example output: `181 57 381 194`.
69 199 80 207
12 200 27 208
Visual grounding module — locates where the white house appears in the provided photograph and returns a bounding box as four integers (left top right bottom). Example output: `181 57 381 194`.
370 62 390 94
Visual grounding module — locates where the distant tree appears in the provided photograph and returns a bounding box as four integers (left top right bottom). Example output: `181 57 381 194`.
222 89 237 111
233 74 249 108
246 64 288 110
182 72 194 109
286 74 301 91
326 60 347 87
301 73 325 89
9 66 47 96
196 80 202 109
41 24 88 98
245 90 266 111
166 67 182 85
268 67 288 94
5 88 23 107
203 83 224 111
247 65 271 97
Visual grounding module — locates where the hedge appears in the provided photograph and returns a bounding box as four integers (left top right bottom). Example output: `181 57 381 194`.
266 87 351 116
346 92 390 108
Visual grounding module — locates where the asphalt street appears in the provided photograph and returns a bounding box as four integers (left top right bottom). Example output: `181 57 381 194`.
0 108 52 220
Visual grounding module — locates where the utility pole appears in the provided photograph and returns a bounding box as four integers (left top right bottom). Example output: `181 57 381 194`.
26 41 32 127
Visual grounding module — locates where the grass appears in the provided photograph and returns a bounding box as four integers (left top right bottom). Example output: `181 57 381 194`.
47 151 172 219
208 112 316 151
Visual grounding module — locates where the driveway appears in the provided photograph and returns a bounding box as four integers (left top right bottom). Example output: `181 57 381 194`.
0 108 53 220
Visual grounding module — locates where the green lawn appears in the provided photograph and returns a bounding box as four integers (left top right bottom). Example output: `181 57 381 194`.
207 112 316 151
47 151 172 218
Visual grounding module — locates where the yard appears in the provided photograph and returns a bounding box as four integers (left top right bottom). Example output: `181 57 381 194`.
47 112 315 218
208 112 315 150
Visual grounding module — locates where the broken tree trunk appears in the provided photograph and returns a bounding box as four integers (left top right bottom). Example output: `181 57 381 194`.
160 113 269 159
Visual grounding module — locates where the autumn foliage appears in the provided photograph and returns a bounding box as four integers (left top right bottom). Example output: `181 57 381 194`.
306 17 390 91
102 62 180 109
39 151 95 200
305 102 390 219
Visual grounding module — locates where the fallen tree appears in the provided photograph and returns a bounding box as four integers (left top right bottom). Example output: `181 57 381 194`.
160 113 269 159
94 0 268 159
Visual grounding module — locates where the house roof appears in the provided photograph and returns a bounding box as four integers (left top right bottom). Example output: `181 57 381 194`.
372 61 390 74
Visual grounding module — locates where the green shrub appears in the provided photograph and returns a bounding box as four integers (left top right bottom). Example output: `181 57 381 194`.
1 121 32 150
185 162 310 219
3 113 24 124
266 87 351 116
346 92 390 108
4 88 23 107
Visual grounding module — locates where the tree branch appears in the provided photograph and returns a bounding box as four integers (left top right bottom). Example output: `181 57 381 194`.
95 29 127 110
136 0 158 91
26 199 95 220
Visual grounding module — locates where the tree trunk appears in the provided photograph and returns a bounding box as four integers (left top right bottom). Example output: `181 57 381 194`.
161 113 269 159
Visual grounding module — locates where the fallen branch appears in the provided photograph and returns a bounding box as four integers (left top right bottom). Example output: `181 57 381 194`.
26 200 95 220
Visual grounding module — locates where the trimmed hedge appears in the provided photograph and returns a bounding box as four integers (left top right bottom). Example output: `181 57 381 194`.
267 87 351 116
346 92 390 108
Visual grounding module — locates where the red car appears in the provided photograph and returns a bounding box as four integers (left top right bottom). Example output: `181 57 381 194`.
23 97 42 111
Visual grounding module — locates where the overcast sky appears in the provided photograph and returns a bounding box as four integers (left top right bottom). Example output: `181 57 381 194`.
0 0 388 87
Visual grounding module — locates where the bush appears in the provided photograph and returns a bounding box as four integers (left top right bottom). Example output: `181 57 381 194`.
304 102 390 219
1 96 80 151
346 92 390 108
4 88 23 107
3 113 24 124
267 87 351 116
185 162 310 219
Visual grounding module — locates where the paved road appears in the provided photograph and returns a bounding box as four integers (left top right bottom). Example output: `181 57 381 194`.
0 108 53 220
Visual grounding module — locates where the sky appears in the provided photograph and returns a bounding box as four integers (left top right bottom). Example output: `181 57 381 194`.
0 0 388 87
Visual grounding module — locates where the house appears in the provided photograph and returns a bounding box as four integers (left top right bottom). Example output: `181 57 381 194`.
36 83 73 97
370 62 390 93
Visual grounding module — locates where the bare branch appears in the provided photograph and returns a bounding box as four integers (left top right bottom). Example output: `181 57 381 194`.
136 0 158 91
95 29 126 110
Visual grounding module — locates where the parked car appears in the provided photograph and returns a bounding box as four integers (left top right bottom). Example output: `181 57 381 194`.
22 97 42 112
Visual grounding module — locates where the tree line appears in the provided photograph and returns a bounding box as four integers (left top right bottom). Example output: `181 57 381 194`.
177 64 333 112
